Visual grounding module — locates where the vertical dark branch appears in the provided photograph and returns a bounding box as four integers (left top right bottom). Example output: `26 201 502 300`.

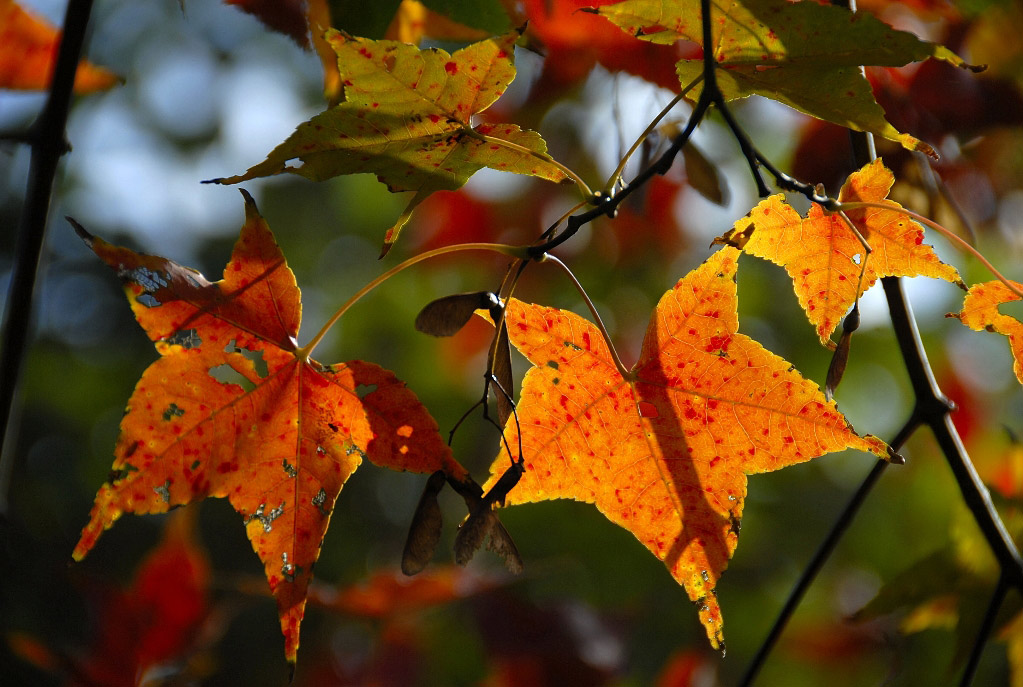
879 186 1022 593
0 0 96 512
737 417 917 687
959 571 1008 687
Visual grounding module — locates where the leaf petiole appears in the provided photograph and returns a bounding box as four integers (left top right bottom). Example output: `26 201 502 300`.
604 75 704 194
469 130 595 199
298 242 528 360
838 201 1023 299
538 254 632 380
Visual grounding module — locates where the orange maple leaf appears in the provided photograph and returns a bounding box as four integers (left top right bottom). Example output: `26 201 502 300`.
714 159 963 347
948 279 1023 385
71 191 468 663
481 246 889 648
0 0 118 93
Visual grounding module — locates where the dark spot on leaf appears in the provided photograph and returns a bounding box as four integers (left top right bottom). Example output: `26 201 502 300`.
162 403 185 421
165 329 201 349
312 488 330 516
108 462 139 484
282 458 298 478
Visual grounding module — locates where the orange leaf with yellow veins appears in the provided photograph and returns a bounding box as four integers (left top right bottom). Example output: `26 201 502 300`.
0 0 118 93
481 246 889 649
715 159 963 347
71 191 468 664
948 279 1023 385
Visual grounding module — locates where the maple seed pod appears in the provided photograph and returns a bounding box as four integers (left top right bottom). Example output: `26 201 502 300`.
825 305 859 401
453 509 523 574
401 470 447 576
415 291 502 337
453 464 525 573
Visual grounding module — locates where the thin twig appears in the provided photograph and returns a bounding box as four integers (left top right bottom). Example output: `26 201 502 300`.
469 130 594 199
0 0 96 515
604 76 703 193
839 200 1023 299
539 254 631 379
737 417 918 687
298 242 525 359
959 571 1008 687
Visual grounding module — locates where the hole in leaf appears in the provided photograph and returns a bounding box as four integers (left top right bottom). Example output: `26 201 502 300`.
1001 298 1023 321
224 340 269 378
638 401 659 418
122 266 169 307
852 253 862 265
355 383 378 399
208 363 256 392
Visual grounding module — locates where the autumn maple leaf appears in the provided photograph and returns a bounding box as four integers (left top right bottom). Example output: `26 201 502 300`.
71 191 469 662
0 0 118 93
948 279 1023 385
209 29 572 255
480 246 890 648
714 159 963 347
594 0 978 155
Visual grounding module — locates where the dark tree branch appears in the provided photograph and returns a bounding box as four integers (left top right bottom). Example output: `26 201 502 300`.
959 571 1008 687
883 258 1022 592
739 0 1021 677
0 0 96 512
736 418 918 687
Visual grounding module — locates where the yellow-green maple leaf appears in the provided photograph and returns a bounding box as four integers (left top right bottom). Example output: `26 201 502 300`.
595 0 979 156
211 29 570 254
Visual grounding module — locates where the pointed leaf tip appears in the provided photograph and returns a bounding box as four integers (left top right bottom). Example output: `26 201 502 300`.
75 194 468 665
67 216 93 244
717 161 961 345
478 246 893 648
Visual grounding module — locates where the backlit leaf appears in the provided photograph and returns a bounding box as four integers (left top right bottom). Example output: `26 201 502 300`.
595 0 979 155
71 192 468 663
0 0 118 93
948 278 1023 385
714 159 963 347
210 29 571 254
479 246 889 648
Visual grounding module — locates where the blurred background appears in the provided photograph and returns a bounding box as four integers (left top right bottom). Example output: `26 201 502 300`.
2 0 1023 685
